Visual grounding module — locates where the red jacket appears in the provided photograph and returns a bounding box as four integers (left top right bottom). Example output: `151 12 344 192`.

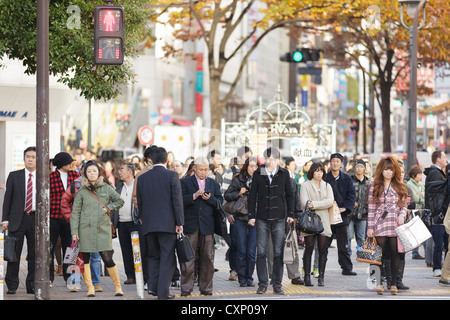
61 181 80 223
50 170 80 219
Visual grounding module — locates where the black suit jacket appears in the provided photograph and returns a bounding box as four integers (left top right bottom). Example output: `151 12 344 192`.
180 175 223 235
136 165 184 235
2 169 27 233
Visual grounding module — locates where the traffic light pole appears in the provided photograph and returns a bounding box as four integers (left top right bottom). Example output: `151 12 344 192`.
288 38 297 104
35 0 51 300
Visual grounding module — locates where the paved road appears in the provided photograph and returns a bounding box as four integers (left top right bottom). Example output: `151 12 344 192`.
3 236 450 301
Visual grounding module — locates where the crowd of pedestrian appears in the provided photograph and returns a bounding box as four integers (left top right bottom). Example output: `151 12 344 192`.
1 145 450 299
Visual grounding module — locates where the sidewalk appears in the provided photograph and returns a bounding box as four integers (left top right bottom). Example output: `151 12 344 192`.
3 237 450 300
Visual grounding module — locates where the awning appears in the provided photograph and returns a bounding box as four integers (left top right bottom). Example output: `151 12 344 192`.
419 100 450 116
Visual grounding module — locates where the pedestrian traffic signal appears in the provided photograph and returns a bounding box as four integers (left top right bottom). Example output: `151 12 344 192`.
350 118 360 133
116 113 122 126
123 114 130 127
279 48 321 63
94 6 125 65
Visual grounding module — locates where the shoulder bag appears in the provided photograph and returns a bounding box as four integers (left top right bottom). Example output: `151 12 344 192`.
222 196 248 215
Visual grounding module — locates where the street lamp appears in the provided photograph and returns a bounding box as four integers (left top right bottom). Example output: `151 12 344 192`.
398 0 427 172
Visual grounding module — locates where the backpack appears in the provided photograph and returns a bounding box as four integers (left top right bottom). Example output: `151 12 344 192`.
426 177 449 223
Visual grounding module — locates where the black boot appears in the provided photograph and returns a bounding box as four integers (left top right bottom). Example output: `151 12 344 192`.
304 274 314 287
396 260 409 290
318 256 327 287
303 256 313 287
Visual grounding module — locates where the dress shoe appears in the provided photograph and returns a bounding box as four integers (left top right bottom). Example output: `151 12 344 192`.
273 286 284 295
6 289 16 294
247 281 255 287
412 254 425 260
291 277 304 285
256 285 267 294
200 291 213 296
27 288 35 294
124 278 136 284
239 282 247 287
439 279 450 286
342 270 357 276
180 291 191 297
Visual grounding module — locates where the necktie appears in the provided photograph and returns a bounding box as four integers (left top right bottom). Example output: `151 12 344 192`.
270 174 274 184
25 173 33 214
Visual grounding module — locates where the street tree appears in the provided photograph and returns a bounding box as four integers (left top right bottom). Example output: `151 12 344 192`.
155 0 353 130
322 0 450 152
0 0 153 101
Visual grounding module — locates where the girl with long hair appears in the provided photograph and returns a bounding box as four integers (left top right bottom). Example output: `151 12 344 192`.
367 156 407 295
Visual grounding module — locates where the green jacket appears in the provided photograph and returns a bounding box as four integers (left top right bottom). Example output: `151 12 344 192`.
406 178 425 210
71 177 124 252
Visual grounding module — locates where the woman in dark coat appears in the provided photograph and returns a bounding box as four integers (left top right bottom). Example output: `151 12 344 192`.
224 156 260 287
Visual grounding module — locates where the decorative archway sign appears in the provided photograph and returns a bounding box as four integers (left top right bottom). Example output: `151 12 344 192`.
221 86 336 165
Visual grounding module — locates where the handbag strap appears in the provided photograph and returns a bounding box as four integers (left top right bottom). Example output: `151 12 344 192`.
87 189 111 215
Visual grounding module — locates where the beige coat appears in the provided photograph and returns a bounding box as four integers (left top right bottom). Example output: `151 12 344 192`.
299 179 334 237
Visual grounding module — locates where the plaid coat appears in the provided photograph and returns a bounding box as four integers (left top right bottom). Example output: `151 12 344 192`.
50 170 80 219
367 184 407 237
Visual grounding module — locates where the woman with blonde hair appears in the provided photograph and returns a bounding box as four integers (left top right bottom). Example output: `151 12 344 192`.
367 156 408 295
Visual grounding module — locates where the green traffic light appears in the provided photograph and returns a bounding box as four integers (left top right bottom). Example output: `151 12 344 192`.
292 51 303 62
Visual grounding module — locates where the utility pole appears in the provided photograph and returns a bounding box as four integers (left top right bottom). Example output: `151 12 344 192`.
35 0 51 300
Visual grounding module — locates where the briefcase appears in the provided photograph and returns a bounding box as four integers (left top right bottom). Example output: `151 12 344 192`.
4 230 18 263
176 233 195 263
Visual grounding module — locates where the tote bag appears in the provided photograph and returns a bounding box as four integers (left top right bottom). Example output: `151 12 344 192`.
283 224 298 264
63 240 80 265
395 215 432 253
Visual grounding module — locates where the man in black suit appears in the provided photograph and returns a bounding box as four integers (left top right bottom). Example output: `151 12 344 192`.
136 147 184 300
180 156 223 296
2 146 37 294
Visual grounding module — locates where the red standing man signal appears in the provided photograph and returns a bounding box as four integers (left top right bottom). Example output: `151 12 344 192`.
103 10 116 32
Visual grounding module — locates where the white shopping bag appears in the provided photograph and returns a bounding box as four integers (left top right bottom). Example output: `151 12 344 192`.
395 215 432 252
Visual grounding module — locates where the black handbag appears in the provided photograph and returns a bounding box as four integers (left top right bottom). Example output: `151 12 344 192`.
296 201 324 235
4 230 18 263
176 233 195 263
213 201 229 238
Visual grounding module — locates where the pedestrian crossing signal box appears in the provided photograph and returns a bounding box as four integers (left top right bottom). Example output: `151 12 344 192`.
94 6 125 65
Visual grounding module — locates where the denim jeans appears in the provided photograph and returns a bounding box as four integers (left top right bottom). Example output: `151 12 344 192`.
234 219 256 284
431 225 449 271
90 252 102 285
347 218 367 256
255 218 285 287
